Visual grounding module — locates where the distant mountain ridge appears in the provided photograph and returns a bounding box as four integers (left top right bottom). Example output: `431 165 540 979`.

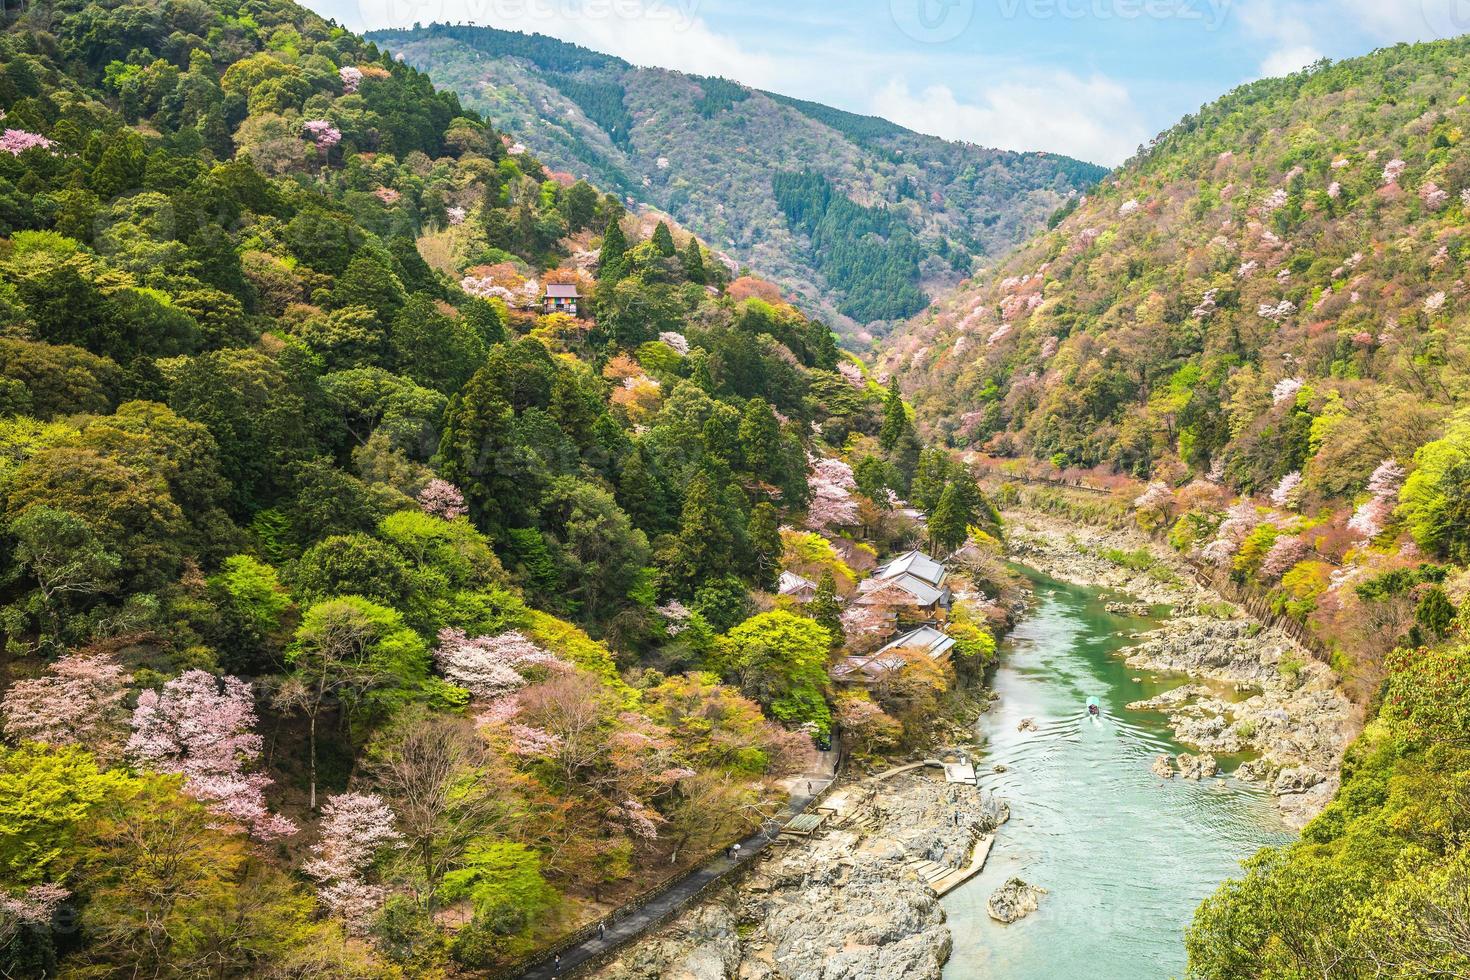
366 23 1108 341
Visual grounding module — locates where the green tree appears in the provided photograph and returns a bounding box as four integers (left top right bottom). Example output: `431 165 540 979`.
878 377 911 453
539 477 650 624
669 472 734 589
681 237 707 284
284 596 430 809
206 555 292 674
746 502 782 591
441 842 557 966
391 294 488 395
737 398 781 476
928 482 971 554
711 611 832 735
597 217 628 284
809 572 844 649
651 221 676 257
3 506 120 649
1399 411 1470 562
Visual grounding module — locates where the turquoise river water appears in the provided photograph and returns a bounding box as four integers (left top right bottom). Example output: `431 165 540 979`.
942 569 1293 979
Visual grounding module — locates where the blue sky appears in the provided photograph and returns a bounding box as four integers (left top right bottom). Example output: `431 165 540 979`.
313 1 1470 165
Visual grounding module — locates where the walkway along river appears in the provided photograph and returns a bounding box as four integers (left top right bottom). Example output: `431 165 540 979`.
942 569 1293 979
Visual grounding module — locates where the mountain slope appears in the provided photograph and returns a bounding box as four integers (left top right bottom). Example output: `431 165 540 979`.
365 23 1107 340
0 0 998 975
883 38 1470 979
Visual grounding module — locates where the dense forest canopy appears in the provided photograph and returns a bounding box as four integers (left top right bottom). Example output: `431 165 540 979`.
884 36 1470 979
0 1 1009 975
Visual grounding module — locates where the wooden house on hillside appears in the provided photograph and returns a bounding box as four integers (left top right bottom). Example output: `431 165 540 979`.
777 570 817 601
831 625 957 686
855 549 951 620
543 283 580 315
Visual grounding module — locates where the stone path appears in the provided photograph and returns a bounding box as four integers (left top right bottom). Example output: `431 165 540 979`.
515 748 840 980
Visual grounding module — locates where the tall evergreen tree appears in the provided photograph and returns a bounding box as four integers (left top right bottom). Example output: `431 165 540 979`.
672 471 734 589
598 216 629 284
879 377 911 453
738 398 781 476
746 501 782 591
651 220 677 257
928 482 972 554
809 571 844 649
681 237 707 284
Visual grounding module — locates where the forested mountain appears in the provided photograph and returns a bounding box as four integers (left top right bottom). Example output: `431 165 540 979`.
363 23 1107 341
882 38 1470 977
0 0 1003 975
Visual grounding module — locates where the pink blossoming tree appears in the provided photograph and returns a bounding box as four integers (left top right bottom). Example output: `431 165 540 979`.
128 670 296 840
417 478 468 520
1 651 130 756
302 792 402 931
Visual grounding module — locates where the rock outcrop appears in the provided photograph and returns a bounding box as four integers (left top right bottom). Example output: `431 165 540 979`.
595 772 1004 980
1177 752 1218 780
986 877 1046 923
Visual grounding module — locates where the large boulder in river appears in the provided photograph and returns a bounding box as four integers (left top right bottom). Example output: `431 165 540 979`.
1151 755 1175 778
1177 753 1218 780
987 877 1046 923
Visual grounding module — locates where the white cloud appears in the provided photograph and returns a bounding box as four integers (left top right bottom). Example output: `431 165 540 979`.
1259 44 1324 78
349 0 787 83
870 72 1147 166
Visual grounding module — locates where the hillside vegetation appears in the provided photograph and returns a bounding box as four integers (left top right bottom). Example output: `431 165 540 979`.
885 38 1470 978
0 0 1002 975
365 24 1106 340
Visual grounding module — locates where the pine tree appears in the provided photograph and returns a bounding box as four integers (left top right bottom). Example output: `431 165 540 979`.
928 482 971 554
617 446 670 534
652 221 677 257
809 571 844 649
682 237 707 284
738 398 781 476
673 472 734 587
911 448 952 514
598 216 629 284
746 501 782 590
879 377 911 453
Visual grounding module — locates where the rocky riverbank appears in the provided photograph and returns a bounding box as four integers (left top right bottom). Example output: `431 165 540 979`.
1005 511 1356 829
593 771 1007 980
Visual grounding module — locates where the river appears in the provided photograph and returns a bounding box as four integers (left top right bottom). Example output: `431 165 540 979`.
942 569 1293 979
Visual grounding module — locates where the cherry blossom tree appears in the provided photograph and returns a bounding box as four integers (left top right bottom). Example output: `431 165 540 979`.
446 205 467 226
1272 377 1304 405
805 456 859 531
417 478 468 520
1270 471 1304 510
1261 536 1310 581
1348 458 1407 542
1201 502 1260 568
128 670 296 840
302 119 341 150
0 129 55 155
302 792 402 931
658 331 690 355
338 66 363 93
1366 459 1406 500
433 628 563 702
1 882 69 936
1 651 130 755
